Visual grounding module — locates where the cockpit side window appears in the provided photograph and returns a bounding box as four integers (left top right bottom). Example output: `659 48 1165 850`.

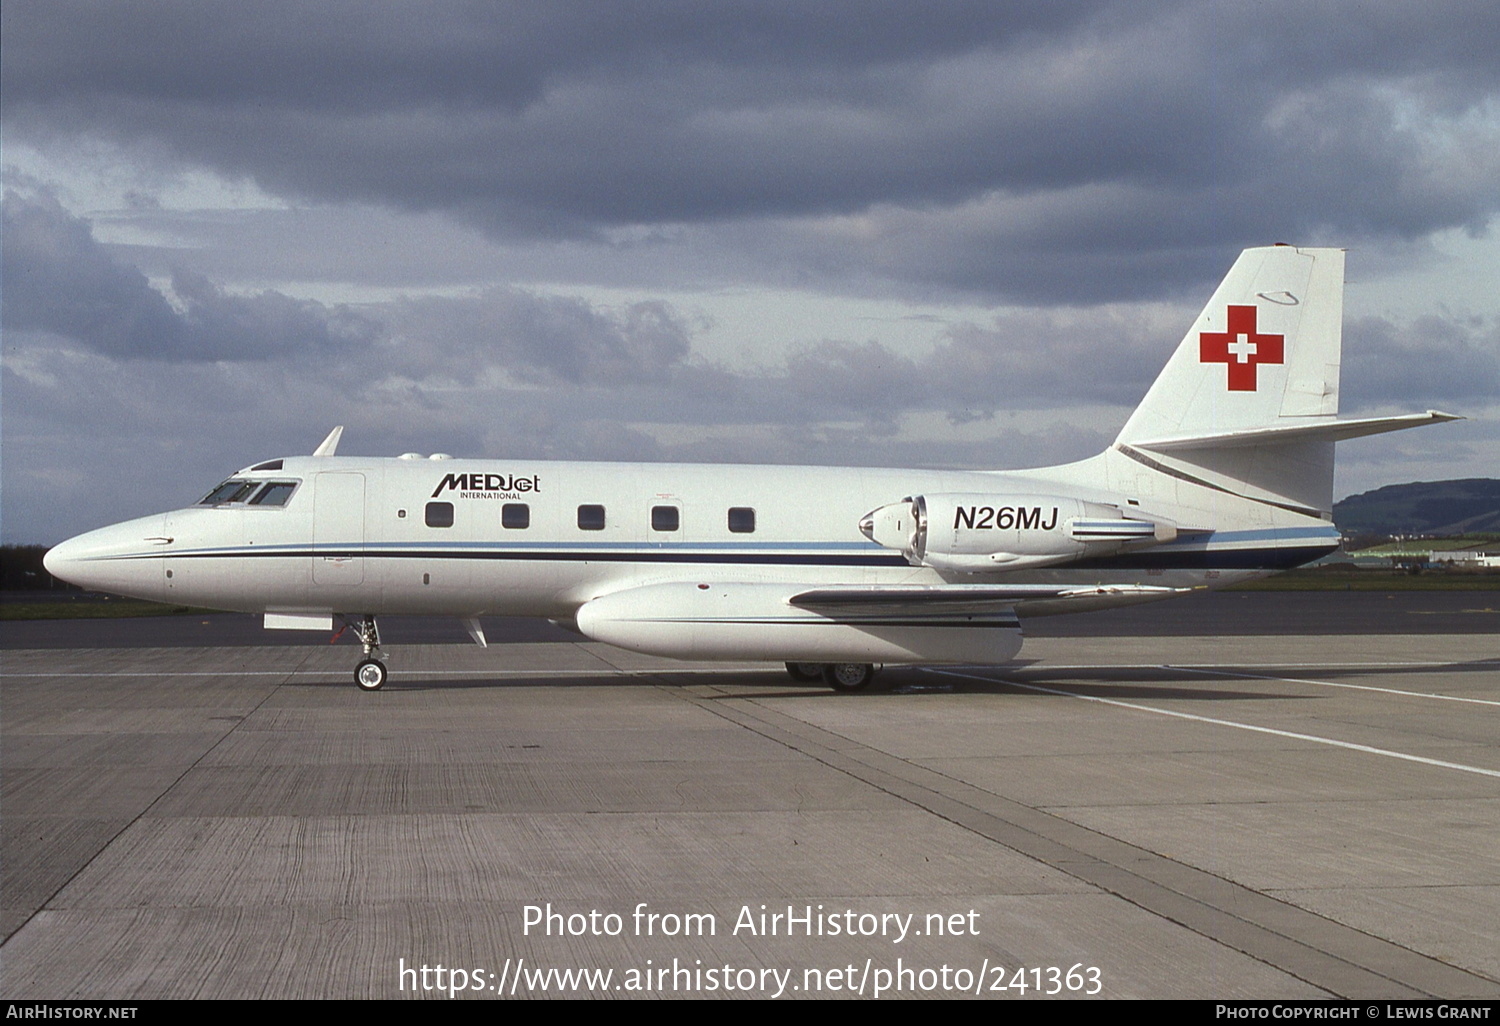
249 482 298 507
199 480 258 505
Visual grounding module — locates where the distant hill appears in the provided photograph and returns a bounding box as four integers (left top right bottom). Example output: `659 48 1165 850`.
1334 479 1500 535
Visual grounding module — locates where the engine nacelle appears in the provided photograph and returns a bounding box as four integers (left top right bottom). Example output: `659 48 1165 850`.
860 493 1174 572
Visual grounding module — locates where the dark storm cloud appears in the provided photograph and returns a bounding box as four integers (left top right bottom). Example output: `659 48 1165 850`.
1343 313 1500 408
2 1 1103 112
0 187 700 380
925 306 1173 410
775 303 1183 419
2 189 379 360
2 1 1120 223
386 290 694 385
2 188 183 357
7 1 1499 301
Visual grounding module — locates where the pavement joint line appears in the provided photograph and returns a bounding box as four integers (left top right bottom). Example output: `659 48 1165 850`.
0 667 790 678
1164 665 1500 707
933 669 1500 781
660 677 1499 999
0 648 315 947
1015 660 1486 670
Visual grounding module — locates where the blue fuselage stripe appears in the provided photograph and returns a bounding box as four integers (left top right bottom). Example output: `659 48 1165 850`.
114 541 1338 571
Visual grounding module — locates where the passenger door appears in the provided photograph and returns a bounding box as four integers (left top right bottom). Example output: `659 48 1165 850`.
312 472 366 587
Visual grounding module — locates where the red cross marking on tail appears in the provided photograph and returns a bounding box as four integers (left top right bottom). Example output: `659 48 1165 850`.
1200 305 1284 391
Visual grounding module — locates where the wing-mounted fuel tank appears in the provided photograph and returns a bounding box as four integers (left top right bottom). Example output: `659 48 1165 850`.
859 493 1178 572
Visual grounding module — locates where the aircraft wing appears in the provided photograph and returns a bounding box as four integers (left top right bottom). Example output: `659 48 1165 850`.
788 583 1191 615
576 579 1193 664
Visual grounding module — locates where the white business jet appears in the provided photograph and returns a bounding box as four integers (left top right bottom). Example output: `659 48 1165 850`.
44 246 1457 691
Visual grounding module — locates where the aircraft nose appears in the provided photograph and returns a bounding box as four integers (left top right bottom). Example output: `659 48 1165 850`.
41 539 71 580
44 515 169 601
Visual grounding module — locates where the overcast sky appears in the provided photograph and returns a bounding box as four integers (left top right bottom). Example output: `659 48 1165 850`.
4 0 1497 543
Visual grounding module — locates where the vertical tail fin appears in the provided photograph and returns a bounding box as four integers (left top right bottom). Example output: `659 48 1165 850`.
1096 245 1455 521
1114 246 1346 516
1111 246 1456 518
1117 245 1345 446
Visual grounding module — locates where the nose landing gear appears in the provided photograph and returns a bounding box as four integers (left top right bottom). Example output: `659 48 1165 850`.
348 615 386 691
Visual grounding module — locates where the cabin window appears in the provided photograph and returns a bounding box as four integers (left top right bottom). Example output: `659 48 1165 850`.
651 506 679 532
728 507 756 533
425 501 455 528
577 504 606 531
502 503 530 529
249 482 297 507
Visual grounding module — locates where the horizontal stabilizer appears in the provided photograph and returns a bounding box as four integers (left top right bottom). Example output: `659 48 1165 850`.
1131 410 1462 453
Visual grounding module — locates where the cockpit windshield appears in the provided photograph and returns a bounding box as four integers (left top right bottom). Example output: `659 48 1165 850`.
198 479 299 506
200 480 257 504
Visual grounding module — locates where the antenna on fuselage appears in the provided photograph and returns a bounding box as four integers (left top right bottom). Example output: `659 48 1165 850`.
313 426 344 457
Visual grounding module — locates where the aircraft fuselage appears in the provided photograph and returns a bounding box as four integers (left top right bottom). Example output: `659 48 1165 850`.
45 451 1336 622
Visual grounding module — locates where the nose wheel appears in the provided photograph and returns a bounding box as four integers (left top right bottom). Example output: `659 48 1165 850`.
355 658 387 691
346 615 387 691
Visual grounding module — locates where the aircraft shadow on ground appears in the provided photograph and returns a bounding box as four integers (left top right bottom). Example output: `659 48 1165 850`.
260 656 1500 696
278 669 1288 701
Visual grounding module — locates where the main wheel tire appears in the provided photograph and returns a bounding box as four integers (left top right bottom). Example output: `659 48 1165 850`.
785 662 824 682
355 659 387 691
823 663 875 692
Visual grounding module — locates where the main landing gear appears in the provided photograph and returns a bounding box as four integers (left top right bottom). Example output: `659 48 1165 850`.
785 662 878 692
348 615 387 691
